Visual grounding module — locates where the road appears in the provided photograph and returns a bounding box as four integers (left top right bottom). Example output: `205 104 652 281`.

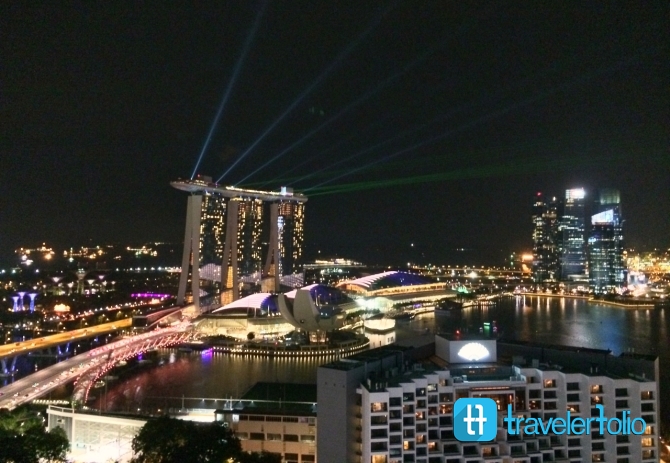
0 319 132 360
0 349 108 409
0 323 191 410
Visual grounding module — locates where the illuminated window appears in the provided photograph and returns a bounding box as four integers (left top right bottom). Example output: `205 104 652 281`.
641 391 654 400
371 402 388 413
544 379 556 388
641 437 654 447
439 404 452 414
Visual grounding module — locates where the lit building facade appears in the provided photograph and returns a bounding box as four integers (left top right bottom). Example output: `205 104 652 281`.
173 178 307 309
531 193 559 283
588 189 625 293
317 337 659 463
557 189 586 280
236 198 265 276
277 200 305 276
198 192 227 296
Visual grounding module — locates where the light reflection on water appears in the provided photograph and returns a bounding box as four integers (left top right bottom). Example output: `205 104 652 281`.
90 296 668 425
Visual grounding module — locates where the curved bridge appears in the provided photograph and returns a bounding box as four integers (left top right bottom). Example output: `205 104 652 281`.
72 325 192 404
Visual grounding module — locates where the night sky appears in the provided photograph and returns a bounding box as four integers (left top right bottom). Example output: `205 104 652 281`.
2 1 668 266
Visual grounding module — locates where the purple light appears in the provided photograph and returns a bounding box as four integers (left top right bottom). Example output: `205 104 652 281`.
28 293 37 312
131 292 170 298
17 292 26 311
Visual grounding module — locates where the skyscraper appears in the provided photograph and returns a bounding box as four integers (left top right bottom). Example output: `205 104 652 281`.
236 198 264 276
198 192 227 295
557 188 587 280
172 178 307 310
277 198 305 276
588 188 624 293
531 193 559 283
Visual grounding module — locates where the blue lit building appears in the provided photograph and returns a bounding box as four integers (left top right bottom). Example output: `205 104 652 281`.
588 189 625 293
557 188 587 280
531 193 559 284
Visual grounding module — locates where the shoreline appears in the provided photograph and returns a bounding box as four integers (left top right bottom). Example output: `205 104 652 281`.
517 293 656 309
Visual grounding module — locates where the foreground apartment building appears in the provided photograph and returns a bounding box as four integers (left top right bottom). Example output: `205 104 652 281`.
317 335 659 463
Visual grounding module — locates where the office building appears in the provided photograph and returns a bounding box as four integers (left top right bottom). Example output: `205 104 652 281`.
588 189 625 293
557 189 587 280
531 193 559 283
317 336 659 463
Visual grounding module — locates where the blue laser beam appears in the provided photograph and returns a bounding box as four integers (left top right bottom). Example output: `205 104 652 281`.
306 53 645 192
298 97 481 189
249 116 392 188
303 39 654 190
190 1 267 179
216 2 397 184
236 45 444 184
235 6 493 185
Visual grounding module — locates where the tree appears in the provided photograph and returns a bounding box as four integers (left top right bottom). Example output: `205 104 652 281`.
0 407 69 463
130 417 284 463
130 416 241 463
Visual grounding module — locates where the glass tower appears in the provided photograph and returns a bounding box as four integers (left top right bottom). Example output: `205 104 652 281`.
588 189 624 293
557 188 586 280
532 193 559 283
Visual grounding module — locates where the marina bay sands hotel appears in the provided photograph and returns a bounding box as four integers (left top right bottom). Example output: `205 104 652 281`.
171 177 307 310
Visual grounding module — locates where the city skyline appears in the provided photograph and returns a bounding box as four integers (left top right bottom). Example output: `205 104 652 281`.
2 2 668 265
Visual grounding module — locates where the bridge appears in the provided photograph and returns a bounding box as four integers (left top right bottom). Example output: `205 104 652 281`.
131 306 185 328
0 319 133 377
72 324 191 404
0 323 192 410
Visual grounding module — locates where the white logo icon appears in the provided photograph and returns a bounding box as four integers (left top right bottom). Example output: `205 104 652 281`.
464 404 487 435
